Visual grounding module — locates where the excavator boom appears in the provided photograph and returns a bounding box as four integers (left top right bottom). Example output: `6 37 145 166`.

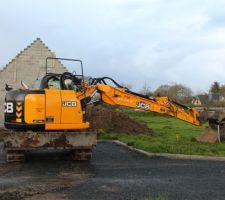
97 84 201 126
77 77 205 126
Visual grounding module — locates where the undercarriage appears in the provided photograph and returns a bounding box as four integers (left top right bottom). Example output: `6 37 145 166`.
4 131 97 162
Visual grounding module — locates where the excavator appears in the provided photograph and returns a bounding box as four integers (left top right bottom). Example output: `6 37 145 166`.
3 58 223 162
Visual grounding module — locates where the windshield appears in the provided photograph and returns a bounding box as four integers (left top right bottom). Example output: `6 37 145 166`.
48 78 61 89
36 73 83 90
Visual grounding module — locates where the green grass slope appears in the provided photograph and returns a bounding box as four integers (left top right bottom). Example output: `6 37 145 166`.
99 110 225 156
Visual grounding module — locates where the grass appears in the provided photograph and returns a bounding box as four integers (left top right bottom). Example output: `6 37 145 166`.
99 110 225 156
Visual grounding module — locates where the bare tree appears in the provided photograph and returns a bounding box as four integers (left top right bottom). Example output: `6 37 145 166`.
154 84 193 103
154 84 171 97
120 82 132 90
139 82 153 96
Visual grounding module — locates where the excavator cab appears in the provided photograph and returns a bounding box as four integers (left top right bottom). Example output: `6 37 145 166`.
4 58 89 131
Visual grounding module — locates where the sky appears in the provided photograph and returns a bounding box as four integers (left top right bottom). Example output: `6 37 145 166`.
1 0 225 93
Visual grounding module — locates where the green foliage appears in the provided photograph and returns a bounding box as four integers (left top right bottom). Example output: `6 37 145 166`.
210 81 220 93
99 110 225 156
220 84 225 97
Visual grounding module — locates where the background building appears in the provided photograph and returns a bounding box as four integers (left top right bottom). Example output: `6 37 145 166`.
0 38 67 125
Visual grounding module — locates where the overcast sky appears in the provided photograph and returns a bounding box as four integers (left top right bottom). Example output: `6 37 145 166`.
1 0 225 93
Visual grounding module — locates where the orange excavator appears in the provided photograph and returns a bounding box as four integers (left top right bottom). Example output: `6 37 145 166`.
3 58 216 162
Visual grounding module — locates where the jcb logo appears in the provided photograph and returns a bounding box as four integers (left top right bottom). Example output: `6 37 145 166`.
4 102 13 113
136 102 150 110
63 101 77 107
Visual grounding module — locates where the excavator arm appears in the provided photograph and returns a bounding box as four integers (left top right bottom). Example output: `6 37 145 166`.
77 77 206 126
97 84 202 126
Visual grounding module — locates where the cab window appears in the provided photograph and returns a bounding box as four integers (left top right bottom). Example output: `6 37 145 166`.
48 78 61 89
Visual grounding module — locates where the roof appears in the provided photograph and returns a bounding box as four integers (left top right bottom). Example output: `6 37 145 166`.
0 38 66 72
198 94 209 104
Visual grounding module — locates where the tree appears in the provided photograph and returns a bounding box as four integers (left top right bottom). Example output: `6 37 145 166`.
154 83 193 103
220 84 225 97
120 82 132 90
154 84 171 97
170 84 193 99
210 81 220 93
139 83 153 96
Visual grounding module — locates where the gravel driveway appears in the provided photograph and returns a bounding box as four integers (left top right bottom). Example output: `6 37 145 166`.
0 141 225 200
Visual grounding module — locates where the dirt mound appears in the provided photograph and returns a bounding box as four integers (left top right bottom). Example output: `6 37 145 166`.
86 105 153 135
196 127 219 144
0 106 153 136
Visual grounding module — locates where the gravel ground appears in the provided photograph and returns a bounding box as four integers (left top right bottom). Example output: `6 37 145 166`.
0 142 225 200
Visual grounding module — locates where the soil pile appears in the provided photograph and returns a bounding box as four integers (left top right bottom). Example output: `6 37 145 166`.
196 127 219 144
0 105 153 137
86 105 153 135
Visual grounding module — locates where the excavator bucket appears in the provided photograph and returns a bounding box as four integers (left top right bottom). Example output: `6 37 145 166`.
197 110 225 143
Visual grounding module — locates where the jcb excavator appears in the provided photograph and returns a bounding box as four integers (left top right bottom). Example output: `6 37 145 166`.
3 58 222 162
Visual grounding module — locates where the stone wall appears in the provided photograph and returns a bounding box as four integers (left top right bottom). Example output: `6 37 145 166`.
0 38 67 125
